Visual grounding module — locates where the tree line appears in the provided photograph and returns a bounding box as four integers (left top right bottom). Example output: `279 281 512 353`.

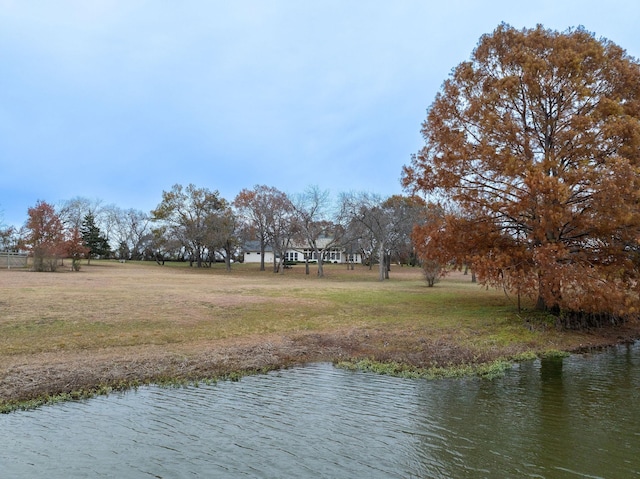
0 185 432 280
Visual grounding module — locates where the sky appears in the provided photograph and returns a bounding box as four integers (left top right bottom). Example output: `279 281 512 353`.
1 1 639 228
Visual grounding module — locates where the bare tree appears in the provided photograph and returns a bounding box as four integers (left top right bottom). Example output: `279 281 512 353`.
206 204 238 271
381 195 428 267
234 185 293 272
58 197 104 231
267 191 297 274
341 193 426 280
106 207 152 260
341 193 391 280
293 185 345 277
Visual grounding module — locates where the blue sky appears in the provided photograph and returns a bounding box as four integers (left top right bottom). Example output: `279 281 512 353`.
1 1 639 228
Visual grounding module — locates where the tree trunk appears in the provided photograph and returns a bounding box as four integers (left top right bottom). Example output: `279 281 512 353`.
195 245 204 268
378 242 386 281
224 242 232 272
317 251 324 277
535 270 561 314
259 240 266 271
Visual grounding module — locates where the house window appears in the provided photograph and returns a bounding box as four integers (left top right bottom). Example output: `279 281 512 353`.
285 252 299 262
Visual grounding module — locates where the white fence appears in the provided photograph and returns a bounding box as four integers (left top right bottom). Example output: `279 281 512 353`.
1 252 28 269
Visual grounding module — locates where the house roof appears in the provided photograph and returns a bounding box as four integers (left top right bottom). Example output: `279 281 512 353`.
242 240 273 253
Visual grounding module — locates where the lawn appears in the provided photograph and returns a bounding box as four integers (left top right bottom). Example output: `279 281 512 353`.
0 260 636 410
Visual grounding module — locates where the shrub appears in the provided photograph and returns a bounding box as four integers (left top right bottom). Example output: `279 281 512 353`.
422 260 440 287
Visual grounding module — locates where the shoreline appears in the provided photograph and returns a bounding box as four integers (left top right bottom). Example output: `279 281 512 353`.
2 324 639 413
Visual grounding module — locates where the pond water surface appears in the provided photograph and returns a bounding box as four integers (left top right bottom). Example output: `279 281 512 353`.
1 343 639 478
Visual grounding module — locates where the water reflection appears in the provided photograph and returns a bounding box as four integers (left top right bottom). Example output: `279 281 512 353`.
1 344 639 478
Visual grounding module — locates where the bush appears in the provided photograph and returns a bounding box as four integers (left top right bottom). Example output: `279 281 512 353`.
422 260 440 287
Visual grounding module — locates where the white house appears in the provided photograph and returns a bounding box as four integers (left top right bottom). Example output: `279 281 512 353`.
242 241 276 264
242 238 362 265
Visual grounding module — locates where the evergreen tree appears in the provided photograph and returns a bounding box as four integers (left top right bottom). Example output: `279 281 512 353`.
81 213 111 263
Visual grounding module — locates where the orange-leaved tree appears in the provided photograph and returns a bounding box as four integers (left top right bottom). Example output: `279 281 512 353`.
403 24 640 328
23 200 67 272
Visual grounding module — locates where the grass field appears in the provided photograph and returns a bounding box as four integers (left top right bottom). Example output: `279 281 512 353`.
1 260 637 411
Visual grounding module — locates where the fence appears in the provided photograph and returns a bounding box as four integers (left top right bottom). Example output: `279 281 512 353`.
1 252 29 269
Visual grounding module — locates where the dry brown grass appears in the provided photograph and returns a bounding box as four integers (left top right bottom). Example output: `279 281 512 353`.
1 260 638 409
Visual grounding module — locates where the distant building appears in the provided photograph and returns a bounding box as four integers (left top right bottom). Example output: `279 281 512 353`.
241 238 362 264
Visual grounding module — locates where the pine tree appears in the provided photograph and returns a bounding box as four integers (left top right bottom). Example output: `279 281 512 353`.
81 213 111 264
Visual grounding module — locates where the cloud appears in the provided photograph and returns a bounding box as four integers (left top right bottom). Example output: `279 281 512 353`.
1 0 638 228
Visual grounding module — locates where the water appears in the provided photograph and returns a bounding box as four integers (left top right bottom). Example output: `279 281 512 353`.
1 343 639 478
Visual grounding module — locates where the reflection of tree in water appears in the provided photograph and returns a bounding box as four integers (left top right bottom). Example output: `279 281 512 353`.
537 357 571 474
409 355 636 479
537 347 640 478
408 372 544 478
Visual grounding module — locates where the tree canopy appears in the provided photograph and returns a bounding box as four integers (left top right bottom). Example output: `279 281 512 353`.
234 185 292 272
403 24 640 326
151 184 228 268
341 193 427 280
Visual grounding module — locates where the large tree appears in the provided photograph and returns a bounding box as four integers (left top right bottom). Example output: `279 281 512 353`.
403 24 640 326
106 207 152 261
381 195 428 267
205 203 238 271
265 190 297 274
340 193 424 280
234 185 292 272
152 184 227 267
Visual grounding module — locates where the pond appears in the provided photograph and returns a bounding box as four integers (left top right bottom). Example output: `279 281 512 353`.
1 343 639 478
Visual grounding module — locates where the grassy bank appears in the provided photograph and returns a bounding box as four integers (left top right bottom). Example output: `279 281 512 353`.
0 260 637 412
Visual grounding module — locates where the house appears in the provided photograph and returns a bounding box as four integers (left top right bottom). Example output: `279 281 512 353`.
242 238 363 264
242 241 276 264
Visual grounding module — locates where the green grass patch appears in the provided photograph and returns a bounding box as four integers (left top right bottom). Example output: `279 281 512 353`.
335 357 515 380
